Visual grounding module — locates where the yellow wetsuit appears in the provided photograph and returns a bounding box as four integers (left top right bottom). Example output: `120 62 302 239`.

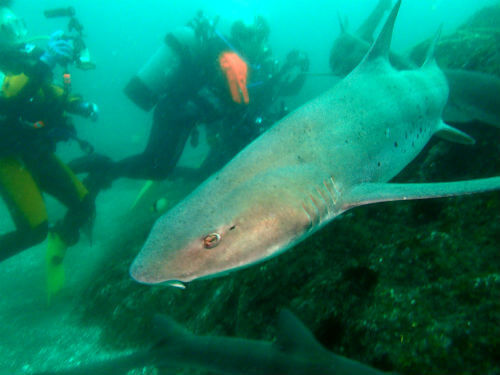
0 43 94 262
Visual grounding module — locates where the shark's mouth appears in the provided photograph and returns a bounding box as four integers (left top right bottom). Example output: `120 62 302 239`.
161 280 187 289
130 272 187 289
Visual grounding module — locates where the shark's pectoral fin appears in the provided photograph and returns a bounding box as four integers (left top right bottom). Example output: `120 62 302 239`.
343 177 500 210
276 309 329 356
435 122 475 145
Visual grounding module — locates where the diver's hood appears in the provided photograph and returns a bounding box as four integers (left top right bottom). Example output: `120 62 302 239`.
0 7 27 46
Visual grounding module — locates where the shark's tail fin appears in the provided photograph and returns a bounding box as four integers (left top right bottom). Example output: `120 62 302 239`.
422 25 443 68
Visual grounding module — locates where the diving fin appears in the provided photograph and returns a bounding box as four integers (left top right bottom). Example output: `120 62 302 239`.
131 180 154 210
46 232 67 304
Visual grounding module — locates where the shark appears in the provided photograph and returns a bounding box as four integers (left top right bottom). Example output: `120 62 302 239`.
33 309 392 375
130 0 500 286
330 0 500 127
329 0 409 77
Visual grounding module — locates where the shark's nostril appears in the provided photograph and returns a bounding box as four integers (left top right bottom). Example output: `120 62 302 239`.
203 233 221 249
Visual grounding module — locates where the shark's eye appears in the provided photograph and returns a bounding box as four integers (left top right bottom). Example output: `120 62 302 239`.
203 233 221 249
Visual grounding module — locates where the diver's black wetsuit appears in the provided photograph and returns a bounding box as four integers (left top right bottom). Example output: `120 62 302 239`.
112 95 201 180
71 17 309 190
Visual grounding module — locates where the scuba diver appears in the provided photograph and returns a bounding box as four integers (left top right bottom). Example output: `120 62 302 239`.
0 1 99 299
70 11 309 192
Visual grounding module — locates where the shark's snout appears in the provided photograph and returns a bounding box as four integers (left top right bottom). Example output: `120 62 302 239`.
129 257 156 285
129 235 203 285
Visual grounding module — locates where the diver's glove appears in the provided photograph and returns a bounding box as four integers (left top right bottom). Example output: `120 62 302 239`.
40 30 74 68
75 101 99 122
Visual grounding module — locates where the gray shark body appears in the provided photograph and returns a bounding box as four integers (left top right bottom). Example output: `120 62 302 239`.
443 68 500 127
330 0 500 127
33 310 390 375
130 1 500 285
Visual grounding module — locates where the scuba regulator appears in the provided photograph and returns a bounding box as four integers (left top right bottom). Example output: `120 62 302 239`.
43 6 95 71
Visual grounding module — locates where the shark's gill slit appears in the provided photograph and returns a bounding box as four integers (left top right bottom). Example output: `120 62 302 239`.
302 195 320 228
327 176 341 203
315 186 331 216
308 193 324 222
323 178 337 205
301 203 314 230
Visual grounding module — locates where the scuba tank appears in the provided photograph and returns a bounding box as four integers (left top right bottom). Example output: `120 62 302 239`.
124 26 197 111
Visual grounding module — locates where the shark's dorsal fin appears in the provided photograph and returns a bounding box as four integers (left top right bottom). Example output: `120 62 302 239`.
275 309 327 356
154 314 192 343
356 0 392 42
435 121 475 145
362 0 401 63
422 25 443 68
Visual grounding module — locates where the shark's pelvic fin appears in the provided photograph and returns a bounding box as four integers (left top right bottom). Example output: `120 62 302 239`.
276 309 328 356
343 177 500 210
435 122 475 145
363 0 401 63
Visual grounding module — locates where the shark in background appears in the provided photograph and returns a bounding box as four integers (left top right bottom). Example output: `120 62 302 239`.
33 309 393 375
129 0 500 286
330 0 500 128
329 0 410 76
